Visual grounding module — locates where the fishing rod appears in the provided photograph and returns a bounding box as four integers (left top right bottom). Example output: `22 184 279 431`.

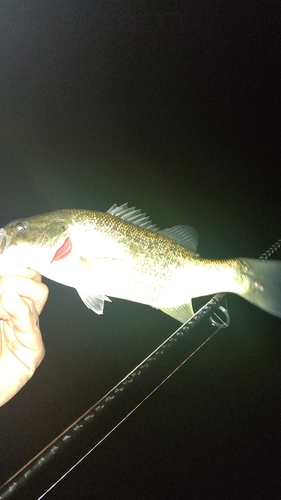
0 294 228 499
0 239 280 499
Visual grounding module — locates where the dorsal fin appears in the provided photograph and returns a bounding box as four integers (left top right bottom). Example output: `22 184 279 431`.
107 203 158 231
107 203 199 255
159 225 199 255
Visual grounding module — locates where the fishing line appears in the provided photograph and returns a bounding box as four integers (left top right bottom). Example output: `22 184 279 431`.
37 323 224 500
38 237 281 499
0 293 225 500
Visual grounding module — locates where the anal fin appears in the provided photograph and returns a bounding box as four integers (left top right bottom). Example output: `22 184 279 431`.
159 301 194 323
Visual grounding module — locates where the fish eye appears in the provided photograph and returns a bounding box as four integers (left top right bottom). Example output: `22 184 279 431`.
15 221 27 233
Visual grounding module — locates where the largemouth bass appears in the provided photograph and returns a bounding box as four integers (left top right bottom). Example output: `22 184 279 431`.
0 203 280 322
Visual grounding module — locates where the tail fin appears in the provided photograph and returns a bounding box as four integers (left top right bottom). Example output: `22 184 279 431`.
238 258 281 318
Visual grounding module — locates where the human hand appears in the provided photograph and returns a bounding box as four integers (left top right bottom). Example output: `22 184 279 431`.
0 268 49 406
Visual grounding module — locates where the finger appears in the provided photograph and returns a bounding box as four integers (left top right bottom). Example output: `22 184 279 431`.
2 289 42 349
1 289 45 369
1 292 37 327
0 266 42 282
15 266 42 282
0 275 49 315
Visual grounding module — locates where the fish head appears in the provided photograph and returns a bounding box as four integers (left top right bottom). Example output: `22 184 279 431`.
0 211 72 275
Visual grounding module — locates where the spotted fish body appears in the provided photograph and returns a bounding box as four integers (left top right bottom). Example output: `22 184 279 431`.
0 203 280 322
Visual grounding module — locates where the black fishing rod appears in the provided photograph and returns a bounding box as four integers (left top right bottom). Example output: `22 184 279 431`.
0 293 228 500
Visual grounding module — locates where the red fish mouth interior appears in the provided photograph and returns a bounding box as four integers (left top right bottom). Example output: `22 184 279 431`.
51 237 72 262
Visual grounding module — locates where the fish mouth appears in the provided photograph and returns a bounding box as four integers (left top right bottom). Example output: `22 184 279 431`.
51 237 72 262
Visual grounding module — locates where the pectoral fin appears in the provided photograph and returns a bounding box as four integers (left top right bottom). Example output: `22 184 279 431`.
77 289 111 314
159 301 194 323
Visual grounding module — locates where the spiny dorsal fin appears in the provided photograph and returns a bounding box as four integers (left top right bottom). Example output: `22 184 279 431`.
107 203 158 231
107 204 199 254
159 225 199 255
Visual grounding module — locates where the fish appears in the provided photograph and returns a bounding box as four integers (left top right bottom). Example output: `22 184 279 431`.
0 203 280 323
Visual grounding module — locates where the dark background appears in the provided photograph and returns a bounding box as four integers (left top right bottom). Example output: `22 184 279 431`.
0 2 281 499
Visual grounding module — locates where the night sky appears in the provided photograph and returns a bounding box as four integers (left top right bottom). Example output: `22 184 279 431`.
0 2 281 499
